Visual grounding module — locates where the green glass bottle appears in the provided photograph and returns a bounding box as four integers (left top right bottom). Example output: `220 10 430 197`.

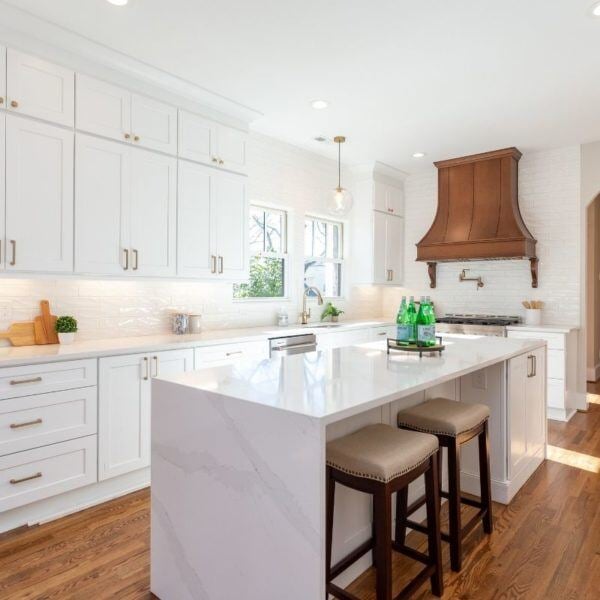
396 296 410 345
407 296 417 345
417 296 436 347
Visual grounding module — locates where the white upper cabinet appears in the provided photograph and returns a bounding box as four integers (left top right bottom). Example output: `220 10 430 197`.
5 115 74 273
130 148 177 276
76 74 176 154
75 134 130 275
177 161 214 278
216 124 247 174
0 116 4 271
130 93 177 155
213 171 248 278
373 181 404 216
178 110 215 165
385 213 404 285
6 49 74 127
0 46 6 109
76 74 131 143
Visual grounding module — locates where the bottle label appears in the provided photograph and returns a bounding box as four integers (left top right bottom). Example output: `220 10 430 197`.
396 324 411 342
417 325 436 344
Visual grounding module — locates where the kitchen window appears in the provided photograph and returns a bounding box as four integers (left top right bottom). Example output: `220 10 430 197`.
233 206 288 299
304 216 344 298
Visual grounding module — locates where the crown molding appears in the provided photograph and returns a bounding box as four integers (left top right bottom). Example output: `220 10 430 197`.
347 161 409 185
0 1 262 125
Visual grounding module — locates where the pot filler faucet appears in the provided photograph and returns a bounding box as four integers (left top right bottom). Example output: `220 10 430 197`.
301 286 324 324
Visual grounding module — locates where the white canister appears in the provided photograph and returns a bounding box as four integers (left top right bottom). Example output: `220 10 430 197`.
188 314 202 334
524 308 542 326
58 332 76 344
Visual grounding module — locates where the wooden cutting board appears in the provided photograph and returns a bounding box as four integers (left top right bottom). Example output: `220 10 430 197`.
0 322 36 346
34 300 58 345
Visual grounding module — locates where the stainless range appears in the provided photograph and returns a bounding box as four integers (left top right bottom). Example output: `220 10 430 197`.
435 314 521 337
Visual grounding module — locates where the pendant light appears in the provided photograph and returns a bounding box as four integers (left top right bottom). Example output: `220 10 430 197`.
327 136 353 216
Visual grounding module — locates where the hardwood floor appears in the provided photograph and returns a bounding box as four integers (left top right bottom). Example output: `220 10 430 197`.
0 391 599 599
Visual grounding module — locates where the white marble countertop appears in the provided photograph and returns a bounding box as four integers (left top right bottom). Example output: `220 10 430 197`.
506 324 579 334
0 319 393 368
155 336 546 425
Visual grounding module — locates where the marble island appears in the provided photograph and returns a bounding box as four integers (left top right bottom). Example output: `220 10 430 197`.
150 336 547 600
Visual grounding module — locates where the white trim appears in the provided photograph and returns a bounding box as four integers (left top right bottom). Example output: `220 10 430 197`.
587 364 600 382
547 407 577 422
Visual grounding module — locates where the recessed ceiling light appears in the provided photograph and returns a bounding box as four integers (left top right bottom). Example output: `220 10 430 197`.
591 2 600 16
107 0 128 5
412 152 426 158
311 99 329 110
314 135 328 143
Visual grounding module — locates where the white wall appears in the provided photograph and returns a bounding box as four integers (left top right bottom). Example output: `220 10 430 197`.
0 133 383 342
382 146 582 326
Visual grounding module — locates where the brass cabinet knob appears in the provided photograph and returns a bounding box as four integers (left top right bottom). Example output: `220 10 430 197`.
212 157 218 163
10 100 18 108
218 158 224 165
0 97 4 105
133 135 140 142
124 133 131 140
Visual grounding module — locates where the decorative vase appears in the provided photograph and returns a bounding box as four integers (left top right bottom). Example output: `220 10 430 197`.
58 332 76 345
524 309 542 326
331 315 339 323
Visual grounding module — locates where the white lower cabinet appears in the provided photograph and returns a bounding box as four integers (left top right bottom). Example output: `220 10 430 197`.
316 328 371 350
98 349 193 480
194 341 268 368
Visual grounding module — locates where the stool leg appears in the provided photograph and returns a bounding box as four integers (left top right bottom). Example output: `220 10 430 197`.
325 466 335 589
394 487 408 547
478 421 493 534
447 439 462 572
373 486 393 600
425 452 444 597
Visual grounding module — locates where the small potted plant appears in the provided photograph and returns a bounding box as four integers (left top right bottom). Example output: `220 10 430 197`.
321 303 344 323
55 316 78 344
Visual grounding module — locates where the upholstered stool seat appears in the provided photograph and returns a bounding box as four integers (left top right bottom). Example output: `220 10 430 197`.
326 424 443 600
396 397 490 437
397 398 493 573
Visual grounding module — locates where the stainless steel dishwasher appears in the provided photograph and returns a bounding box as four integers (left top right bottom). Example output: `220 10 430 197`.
269 333 317 357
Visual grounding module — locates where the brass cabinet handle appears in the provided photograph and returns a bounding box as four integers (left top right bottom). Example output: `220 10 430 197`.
9 240 16 266
532 354 537 377
390 269 394 281
10 472 42 485
218 256 224 274
10 418 42 429
0 97 4 105
10 376 42 386
527 355 534 377
124 133 131 140
10 100 18 108
123 248 129 270
133 135 140 142
152 355 159 377
142 357 149 381
226 351 243 356
211 157 218 163
132 249 139 271
218 159 224 165
211 255 217 274
377 332 386 336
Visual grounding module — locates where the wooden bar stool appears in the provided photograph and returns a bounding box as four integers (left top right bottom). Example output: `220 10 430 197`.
396 398 493 572
326 423 443 600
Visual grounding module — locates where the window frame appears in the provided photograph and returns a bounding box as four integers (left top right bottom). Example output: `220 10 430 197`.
233 203 290 301
303 215 345 299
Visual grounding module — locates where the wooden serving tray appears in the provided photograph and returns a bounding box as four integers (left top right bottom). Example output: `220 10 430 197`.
387 336 445 357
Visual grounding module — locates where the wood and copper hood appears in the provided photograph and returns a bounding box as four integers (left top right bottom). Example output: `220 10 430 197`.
416 147 538 288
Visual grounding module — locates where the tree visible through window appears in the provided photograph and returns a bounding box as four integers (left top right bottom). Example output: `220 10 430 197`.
233 206 288 298
304 217 343 297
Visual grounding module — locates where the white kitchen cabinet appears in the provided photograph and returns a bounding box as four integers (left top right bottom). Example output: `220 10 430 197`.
130 148 177 276
178 109 247 174
178 161 248 280
76 74 131 143
0 115 4 271
130 93 177 155
0 46 6 108
373 180 404 216
76 74 176 154
316 328 370 350
99 349 193 480
5 115 74 273
372 211 404 284
370 325 396 340
195 341 268 368
6 49 74 127
75 134 131 275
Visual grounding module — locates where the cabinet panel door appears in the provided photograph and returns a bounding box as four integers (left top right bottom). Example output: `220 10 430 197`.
526 347 546 459
75 134 130 275
152 349 194 378
387 184 404 216
213 171 248 278
0 46 6 106
0 115 4 271
130 148 176 276
216 124 247 174
177 160 214 278
373 182 387 213
99 353 150 480
178 110 216 164
386 215 404 284
5 116 73 272
508 353 528 478
372 211 388 284
131 94 177 155
7 49 74 127
76 74 131 142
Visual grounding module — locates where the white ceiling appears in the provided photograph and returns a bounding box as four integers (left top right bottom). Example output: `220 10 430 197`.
5 0 600 171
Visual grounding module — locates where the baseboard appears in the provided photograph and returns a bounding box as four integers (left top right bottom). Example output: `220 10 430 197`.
547 407 576 422
586 364 600 382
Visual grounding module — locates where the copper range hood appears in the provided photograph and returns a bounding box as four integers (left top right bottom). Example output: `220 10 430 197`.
416 147 538 288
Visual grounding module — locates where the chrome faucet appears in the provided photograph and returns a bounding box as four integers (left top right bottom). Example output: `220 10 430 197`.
301 286 324 324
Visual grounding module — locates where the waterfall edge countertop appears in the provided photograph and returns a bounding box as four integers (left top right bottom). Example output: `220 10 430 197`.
155 336 546 425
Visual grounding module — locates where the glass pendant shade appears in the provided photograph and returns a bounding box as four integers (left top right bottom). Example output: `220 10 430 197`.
328 135 353 216
328 186 354 216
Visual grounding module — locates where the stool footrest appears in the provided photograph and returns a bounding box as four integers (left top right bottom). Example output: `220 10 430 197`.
395 564 436 600
405 518 429 535
329 538 373 581
327 582 362 600
463 509 486 537
440 490 483 509
392 542 430 565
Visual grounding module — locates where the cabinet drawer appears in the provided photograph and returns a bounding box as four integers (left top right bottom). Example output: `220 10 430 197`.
0 388 97 456
0 360 97 400
547 379 566 409
0 436 97 512
547 349 565 380
507 330 565 350
194 341 268 368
